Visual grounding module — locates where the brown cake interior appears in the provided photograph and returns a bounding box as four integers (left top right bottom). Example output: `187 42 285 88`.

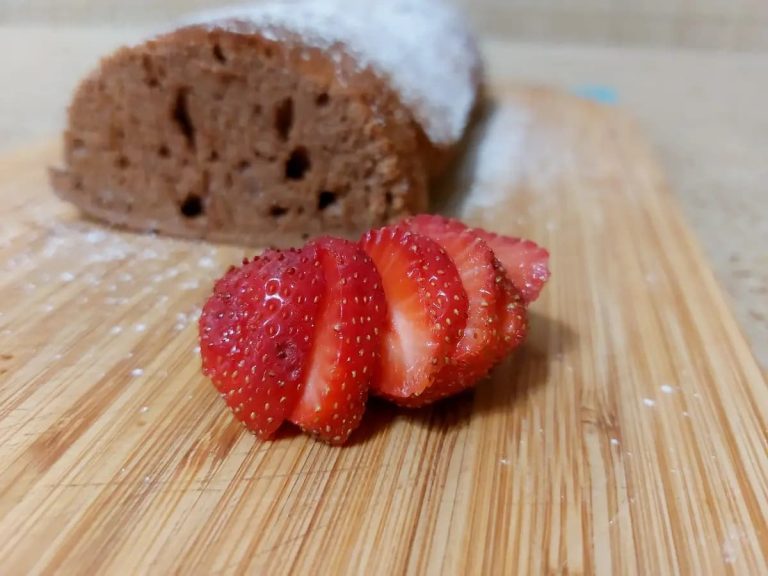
51 27 429 246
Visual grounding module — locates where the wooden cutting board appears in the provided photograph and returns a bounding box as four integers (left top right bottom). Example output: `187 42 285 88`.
0 86 766 575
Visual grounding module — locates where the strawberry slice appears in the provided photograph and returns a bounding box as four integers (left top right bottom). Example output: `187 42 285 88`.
400 215 500 398
493 258 528 359
396 215 530 407
289 237 387 444
199 246 325 439
472 229 550 303
360 225 468 399
397 265 528 408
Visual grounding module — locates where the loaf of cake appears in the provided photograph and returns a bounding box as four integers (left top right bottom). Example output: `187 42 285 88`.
50 0 482 246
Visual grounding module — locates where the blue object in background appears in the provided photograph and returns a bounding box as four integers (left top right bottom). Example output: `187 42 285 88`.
571 85 619 105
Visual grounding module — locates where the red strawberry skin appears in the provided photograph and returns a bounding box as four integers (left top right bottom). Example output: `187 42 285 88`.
290 237 387 444
360 225 468 399
472 229 550 303
199 247 325 439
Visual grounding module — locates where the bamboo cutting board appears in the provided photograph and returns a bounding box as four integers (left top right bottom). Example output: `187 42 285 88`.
0 86 766 575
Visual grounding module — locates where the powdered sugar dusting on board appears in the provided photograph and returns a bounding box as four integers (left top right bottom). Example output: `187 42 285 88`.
184 0 480 145
456 104 531 217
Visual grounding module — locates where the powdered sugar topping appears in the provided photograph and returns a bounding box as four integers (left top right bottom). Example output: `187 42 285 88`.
184 0 480 145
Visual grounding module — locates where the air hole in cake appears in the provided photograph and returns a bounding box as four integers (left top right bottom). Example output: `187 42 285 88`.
180 194 204 218
158 145 170 158
172 88 196 148
269 205 289 218
142 55 159 87
317 190 337 211
274 98 294 140
316 93 330 106
385 191 393 206
208 150 219 162
116 155 130 169
285 147 310 180
236 160 250 172
212 44 227 63
71 138 85 151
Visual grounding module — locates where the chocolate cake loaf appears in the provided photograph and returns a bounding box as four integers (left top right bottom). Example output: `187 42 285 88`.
51 0 482 246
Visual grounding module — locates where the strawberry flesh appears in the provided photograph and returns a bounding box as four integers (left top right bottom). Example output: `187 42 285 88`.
360 225 468 399
290 237 387 444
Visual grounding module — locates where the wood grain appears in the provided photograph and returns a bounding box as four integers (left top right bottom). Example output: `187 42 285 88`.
0 87 766 575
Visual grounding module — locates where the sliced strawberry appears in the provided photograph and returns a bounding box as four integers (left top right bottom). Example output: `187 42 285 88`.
289 237 387 444
400 215 501 402
472 229 550 303
199 246 325 439
405 264 528 407
396 265 528 408
493 258 528 359
360 225 468 399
